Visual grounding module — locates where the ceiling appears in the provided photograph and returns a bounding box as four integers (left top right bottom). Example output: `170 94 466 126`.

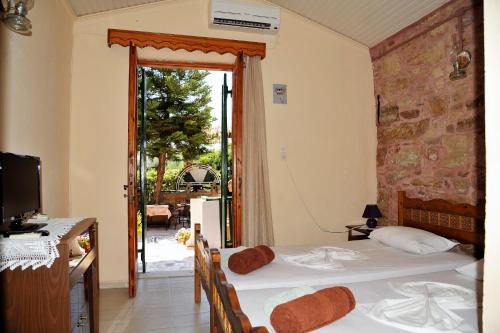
67 0 450 47
67 0 162 17
268 0 449 47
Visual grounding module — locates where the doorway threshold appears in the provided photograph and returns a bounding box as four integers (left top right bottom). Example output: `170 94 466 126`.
138 270 193 279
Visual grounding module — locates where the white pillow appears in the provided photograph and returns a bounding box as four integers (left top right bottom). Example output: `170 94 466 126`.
456 259 484 280
369 226 458 255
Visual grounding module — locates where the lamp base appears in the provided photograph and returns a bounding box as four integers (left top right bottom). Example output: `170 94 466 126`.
366 218 378 229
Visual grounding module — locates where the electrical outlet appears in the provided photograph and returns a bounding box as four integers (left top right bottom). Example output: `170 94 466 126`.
280 145 287 160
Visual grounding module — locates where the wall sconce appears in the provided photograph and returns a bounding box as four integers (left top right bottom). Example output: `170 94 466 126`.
449 9 471 81
449 49 471 80
1 0 34 36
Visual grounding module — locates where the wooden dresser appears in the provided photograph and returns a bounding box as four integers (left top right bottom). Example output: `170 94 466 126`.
0 218 99 333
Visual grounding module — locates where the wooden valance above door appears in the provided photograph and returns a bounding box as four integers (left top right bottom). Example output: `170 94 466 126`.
107 29 266 58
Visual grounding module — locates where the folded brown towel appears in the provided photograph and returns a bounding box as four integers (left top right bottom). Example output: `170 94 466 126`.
270 286 355 333
228 245 275 274
254 245 275 263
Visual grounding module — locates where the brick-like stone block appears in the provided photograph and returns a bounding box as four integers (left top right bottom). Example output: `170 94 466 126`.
379 104 400 124
390 147 420 167
383 53 401 76
443 135 471 168
400 109 420 119
456 116 483 132
378 119 430 143
377 147 388 167
428 96 449 116
386 170 411 185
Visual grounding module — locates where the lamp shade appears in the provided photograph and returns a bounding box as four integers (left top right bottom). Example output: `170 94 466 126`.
362 204 382 218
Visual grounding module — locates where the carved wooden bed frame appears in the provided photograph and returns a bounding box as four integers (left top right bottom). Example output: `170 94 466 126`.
195 192 485 332
213 269 269 333
397 191 485 256
194 223 267 332
194 224 220 332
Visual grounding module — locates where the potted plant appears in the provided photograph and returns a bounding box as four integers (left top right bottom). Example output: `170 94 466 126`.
175 228 191 245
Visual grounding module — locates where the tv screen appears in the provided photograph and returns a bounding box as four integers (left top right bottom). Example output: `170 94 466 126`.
0 152 41 223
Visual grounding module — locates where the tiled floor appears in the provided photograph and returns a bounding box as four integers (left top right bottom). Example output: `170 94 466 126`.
99 276 209 333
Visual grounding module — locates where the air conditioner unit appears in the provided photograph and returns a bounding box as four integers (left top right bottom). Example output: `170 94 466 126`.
210 0 280 33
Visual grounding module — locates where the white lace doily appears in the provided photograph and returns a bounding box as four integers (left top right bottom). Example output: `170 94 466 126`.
0 218 83 271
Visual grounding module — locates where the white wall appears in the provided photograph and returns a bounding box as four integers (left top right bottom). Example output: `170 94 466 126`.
483 0 500 330
0 0 74 217
69 0 377 285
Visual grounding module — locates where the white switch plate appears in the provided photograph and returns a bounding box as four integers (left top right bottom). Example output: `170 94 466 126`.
280 145 287 160
273 84 287 104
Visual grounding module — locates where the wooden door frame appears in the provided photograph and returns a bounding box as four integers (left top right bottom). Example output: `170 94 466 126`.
109 29 265 297
127 46 138 298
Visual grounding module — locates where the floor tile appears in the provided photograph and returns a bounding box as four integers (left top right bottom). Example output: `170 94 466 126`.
100 275 209 332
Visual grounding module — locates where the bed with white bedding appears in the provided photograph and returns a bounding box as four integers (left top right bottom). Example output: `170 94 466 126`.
235 269 482 333
219 240 475 290
199 192 485 332
215 191 484 292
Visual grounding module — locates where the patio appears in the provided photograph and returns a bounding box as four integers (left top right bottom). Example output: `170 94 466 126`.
137 226 194 277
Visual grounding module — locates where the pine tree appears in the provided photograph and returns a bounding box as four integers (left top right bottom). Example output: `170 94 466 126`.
139 68 215 204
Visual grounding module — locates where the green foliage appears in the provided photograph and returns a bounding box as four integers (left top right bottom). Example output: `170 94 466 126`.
137 67 217 202
145 168 157 203
144 163 185 203
138 68 216 161
137 68 235 205
195 150 222 171
163 166 183 191
192 144 232 173
137 211 142 235
143 147 231 202
167 159 183 169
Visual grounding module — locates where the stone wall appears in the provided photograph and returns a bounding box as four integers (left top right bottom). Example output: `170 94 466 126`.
370 0 484 224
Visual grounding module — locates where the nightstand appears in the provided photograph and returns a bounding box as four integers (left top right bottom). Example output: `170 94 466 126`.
346 224 375 241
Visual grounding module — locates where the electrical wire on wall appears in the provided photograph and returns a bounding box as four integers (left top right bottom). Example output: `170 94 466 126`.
283 159 357 234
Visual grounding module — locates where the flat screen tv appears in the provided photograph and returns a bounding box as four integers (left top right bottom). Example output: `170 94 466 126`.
0 152 46 235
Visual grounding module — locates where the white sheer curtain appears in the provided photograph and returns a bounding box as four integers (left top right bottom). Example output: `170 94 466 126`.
242 55 275 247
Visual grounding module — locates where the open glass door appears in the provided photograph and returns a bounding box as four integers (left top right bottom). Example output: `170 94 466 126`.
138 68 147 273
221 73 233 247
135 67 235 272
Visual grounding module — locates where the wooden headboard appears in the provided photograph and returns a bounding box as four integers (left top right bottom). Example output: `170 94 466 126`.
398 191 485 249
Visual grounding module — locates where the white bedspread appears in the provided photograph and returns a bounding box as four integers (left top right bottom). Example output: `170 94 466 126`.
360 281 478 332
280 246 368 270
220 240 475 290
263 286 316 316
236 270 481 333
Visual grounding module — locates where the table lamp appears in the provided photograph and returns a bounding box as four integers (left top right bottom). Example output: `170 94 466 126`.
362 204 382 228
